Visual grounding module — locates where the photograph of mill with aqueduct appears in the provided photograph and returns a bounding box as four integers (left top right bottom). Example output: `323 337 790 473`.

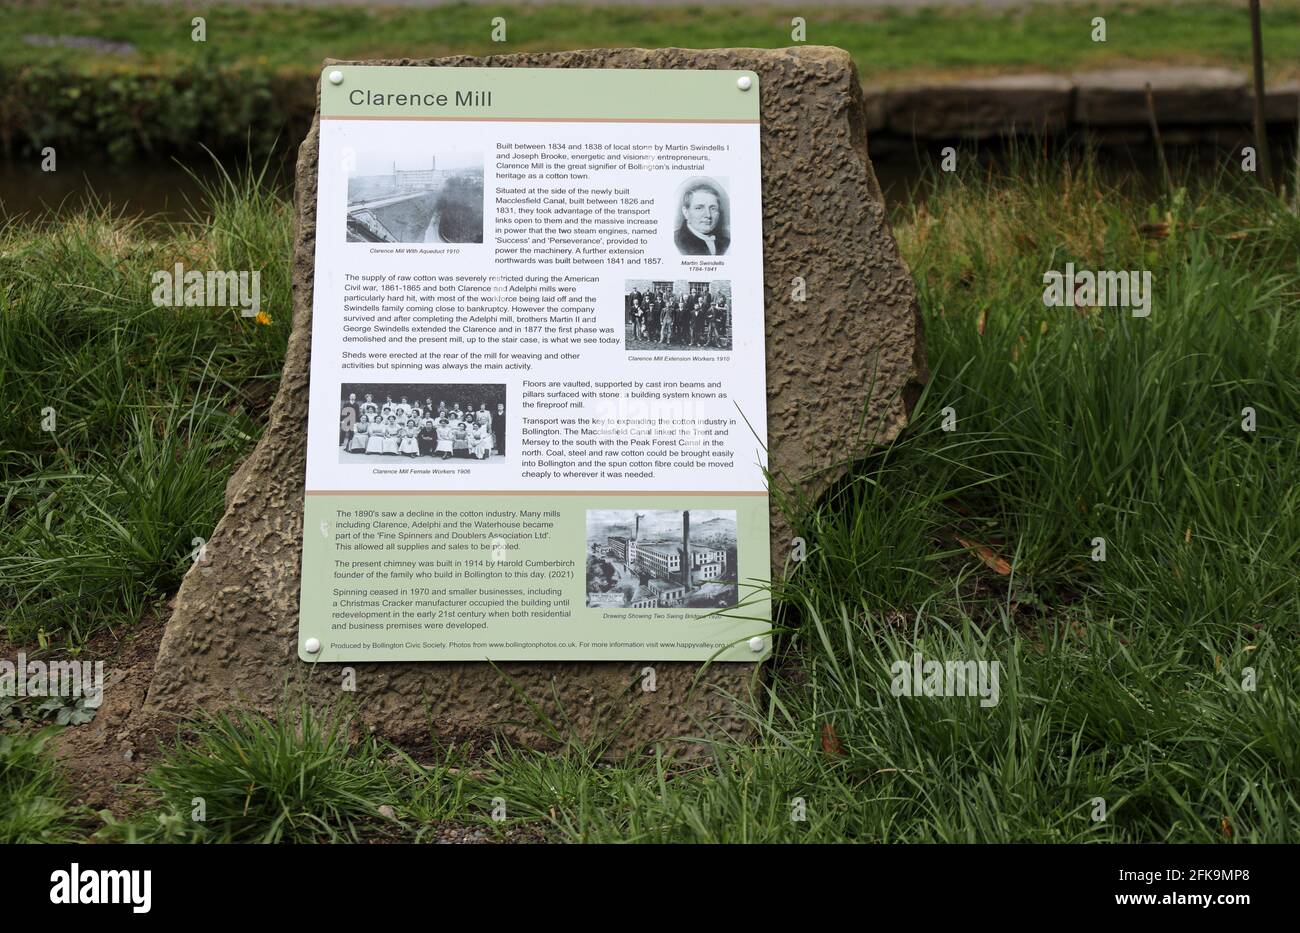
345 152 484 244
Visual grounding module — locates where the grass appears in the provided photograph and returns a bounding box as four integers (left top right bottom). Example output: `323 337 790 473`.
4 0 1299 83
0 163 291 643
97 703 462 843
0 149 1296 842
0 729 81 843
6 1 1298 162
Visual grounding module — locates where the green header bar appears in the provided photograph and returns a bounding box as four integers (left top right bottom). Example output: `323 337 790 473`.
320 66 760 121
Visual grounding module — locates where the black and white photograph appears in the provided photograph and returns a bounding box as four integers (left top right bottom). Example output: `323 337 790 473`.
338 382 505 464
345 152 484 243
585 509 738 610
671 176 730 257
623 279 733 351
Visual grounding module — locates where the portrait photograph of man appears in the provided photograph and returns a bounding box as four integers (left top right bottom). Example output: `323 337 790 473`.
672 177 730 257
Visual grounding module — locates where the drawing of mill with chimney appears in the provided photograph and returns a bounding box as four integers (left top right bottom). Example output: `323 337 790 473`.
585 509 739 610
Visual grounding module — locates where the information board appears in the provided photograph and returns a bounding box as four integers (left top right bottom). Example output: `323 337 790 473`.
298 66 770 661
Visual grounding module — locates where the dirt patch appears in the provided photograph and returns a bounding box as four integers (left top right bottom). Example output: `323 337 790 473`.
433 821 554 844
4 607 173 818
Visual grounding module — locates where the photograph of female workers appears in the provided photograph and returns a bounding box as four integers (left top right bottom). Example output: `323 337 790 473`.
338 382 506 465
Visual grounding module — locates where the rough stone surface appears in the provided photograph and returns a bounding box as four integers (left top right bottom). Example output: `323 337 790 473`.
1073 67 1248 125
136 46 926 755
886 74 1073 138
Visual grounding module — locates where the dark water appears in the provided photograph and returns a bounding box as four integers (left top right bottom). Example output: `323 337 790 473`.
869 137 1297 206
0 138 1292 224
